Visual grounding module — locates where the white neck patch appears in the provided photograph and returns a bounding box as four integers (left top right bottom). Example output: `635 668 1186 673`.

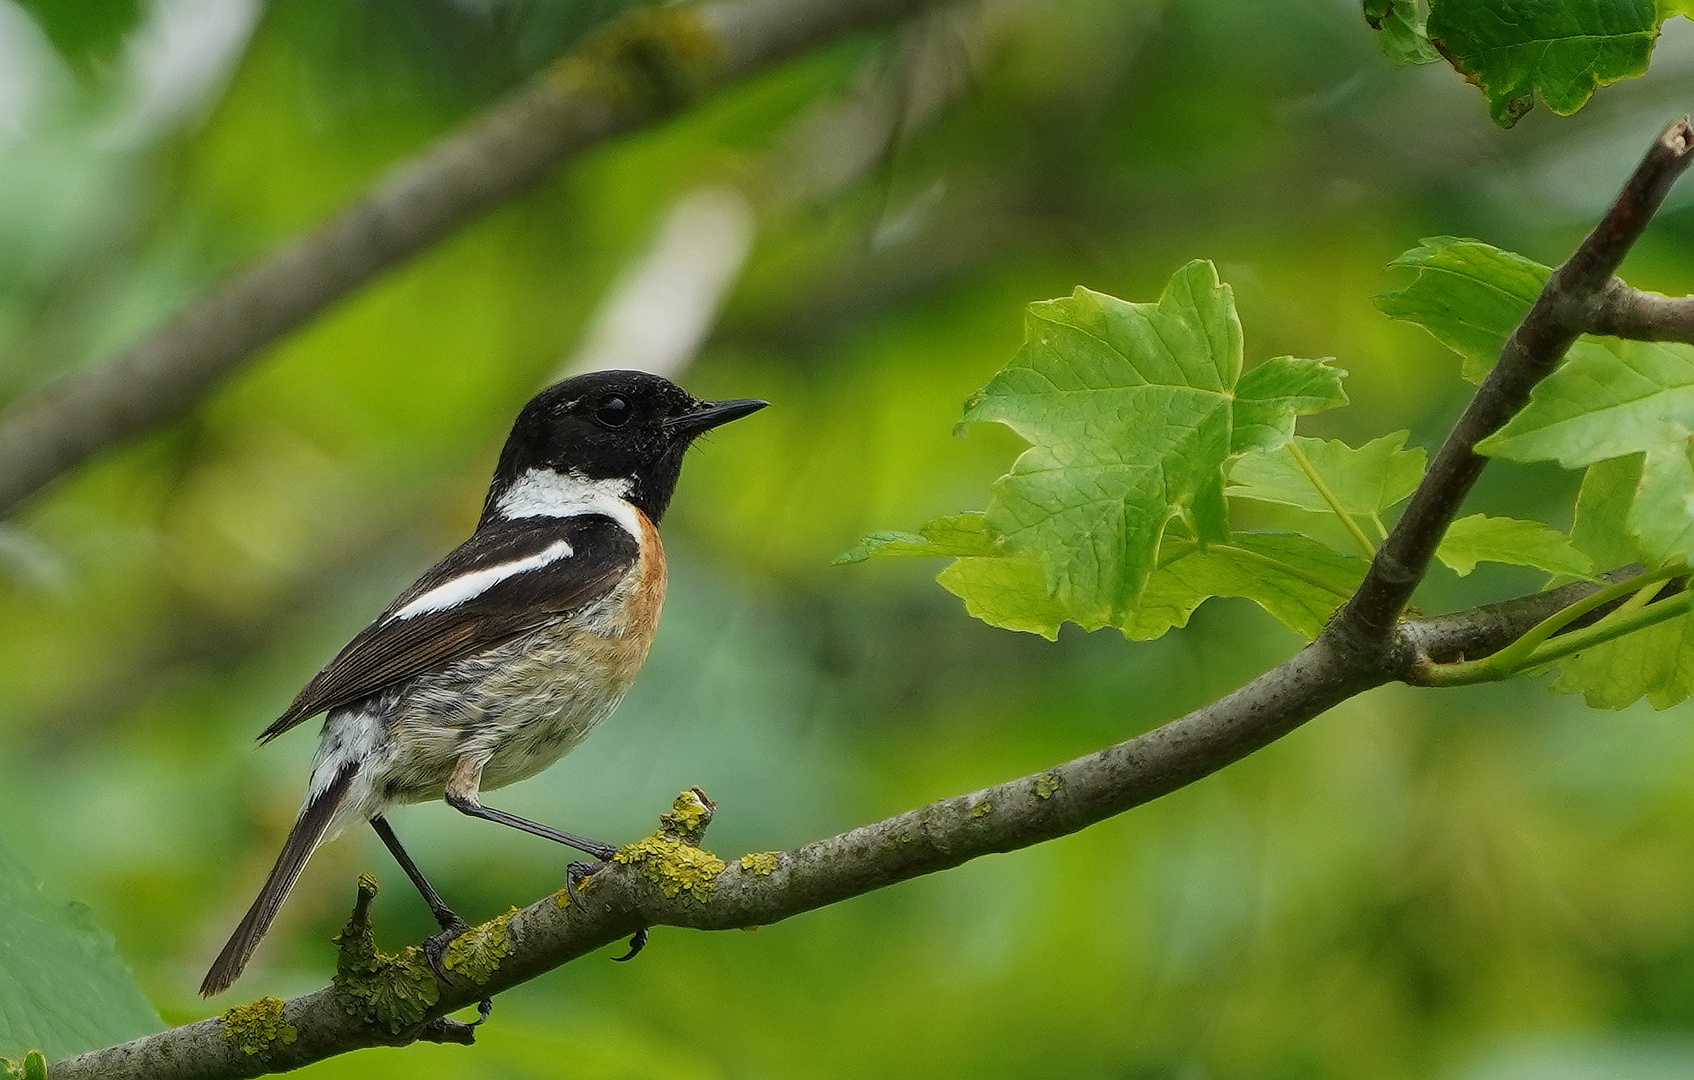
392 539 575 620
494 468 643 538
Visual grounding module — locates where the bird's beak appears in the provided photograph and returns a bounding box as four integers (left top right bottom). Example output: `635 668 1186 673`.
666 398 768 436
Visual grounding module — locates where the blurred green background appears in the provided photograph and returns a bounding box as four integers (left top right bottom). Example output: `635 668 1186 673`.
5 1 1694 1077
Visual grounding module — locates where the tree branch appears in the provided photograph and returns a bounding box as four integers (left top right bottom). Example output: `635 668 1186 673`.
43 116 1694 1080
34 583 1642 1080
1338 116 1694 646
1584 283 1694 344
0 0 948 522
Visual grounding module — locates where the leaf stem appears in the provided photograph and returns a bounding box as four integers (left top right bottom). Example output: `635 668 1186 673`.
1491 563 1682 674
1517 589 1691 670
1415 566 1688 686
1287 441 1377 557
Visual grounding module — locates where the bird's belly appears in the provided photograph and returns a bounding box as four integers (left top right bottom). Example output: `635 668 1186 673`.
349 560 664 808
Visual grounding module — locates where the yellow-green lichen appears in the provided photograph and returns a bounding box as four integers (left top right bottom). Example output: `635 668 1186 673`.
614 789 724 901
616 834 725 901
444 908 518 984
332 875 440 1034
221 997 297 1056
4 1050 46 1080
1034 772 1063 799
659 788 714 843
549 6 722 113
971 798 993 818
739 851 779 875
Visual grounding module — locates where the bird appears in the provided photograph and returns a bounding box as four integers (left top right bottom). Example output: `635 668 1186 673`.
200 369 767 998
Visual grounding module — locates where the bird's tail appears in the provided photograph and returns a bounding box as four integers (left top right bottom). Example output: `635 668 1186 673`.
200 763 357 997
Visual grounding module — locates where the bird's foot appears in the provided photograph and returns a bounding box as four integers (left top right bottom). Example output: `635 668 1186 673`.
422 919 495 1023
422 916 471 984
564 859 601 907
611 927 649 962
564 861 648 962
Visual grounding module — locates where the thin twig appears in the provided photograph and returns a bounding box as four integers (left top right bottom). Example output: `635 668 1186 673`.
1584 283 1694 343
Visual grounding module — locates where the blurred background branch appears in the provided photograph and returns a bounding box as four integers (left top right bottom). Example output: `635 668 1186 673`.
0 0 952 521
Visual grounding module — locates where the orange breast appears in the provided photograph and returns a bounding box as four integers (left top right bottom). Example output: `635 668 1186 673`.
600 507 666 686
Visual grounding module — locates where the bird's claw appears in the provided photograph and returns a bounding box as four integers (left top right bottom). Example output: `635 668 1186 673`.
611 927 649 962
467 996 493 1027
422 919 495 1025
422 917 471 985
563 862 648 961
564 860 601 907
416 995 492 1043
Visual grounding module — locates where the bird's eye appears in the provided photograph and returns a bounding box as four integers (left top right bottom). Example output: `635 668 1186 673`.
594 394 631 427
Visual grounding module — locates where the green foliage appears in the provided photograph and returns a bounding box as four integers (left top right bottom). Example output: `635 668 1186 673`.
851 230 1694 713
1551 606 1694 708
847 262 1351 643
1228 433 1425 516
963 264 1345 630
1375 237 1547 383
0 843 159 1062
834 513 994 564
1366 0 1677 126
1133 534 1366 641
1571 455 1646 567
1435 514 1593 577
1364 233 1694 706
1479 335 1694 568
1362 0 1441 64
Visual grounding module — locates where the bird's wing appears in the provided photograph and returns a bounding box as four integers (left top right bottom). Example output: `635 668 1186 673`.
259 514 640 742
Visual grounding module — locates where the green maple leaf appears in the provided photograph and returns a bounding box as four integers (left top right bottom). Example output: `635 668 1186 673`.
1551 614 1694 710
1138 533 1366 640
834 513 994 564
1376 236 1688 572
0 844 161 1061
1434 514 1593 577
924 532 1363 643
841 261 1349 641
935 554 1071 640
1228 432 1426 516
1478 335 1694 566
1363 0 1441 64
1425 0 1661 127
1375 237 1547 382
1569 454 1644 568
962 261 1346 631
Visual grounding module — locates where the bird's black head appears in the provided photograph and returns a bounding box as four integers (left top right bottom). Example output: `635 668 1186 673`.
482 370 766 526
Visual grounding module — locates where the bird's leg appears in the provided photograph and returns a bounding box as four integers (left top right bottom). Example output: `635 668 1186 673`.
443 755 618 860
369 815 492 1023
447 757 646 961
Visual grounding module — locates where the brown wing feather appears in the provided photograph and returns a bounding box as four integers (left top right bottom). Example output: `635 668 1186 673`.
259 517 638 742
